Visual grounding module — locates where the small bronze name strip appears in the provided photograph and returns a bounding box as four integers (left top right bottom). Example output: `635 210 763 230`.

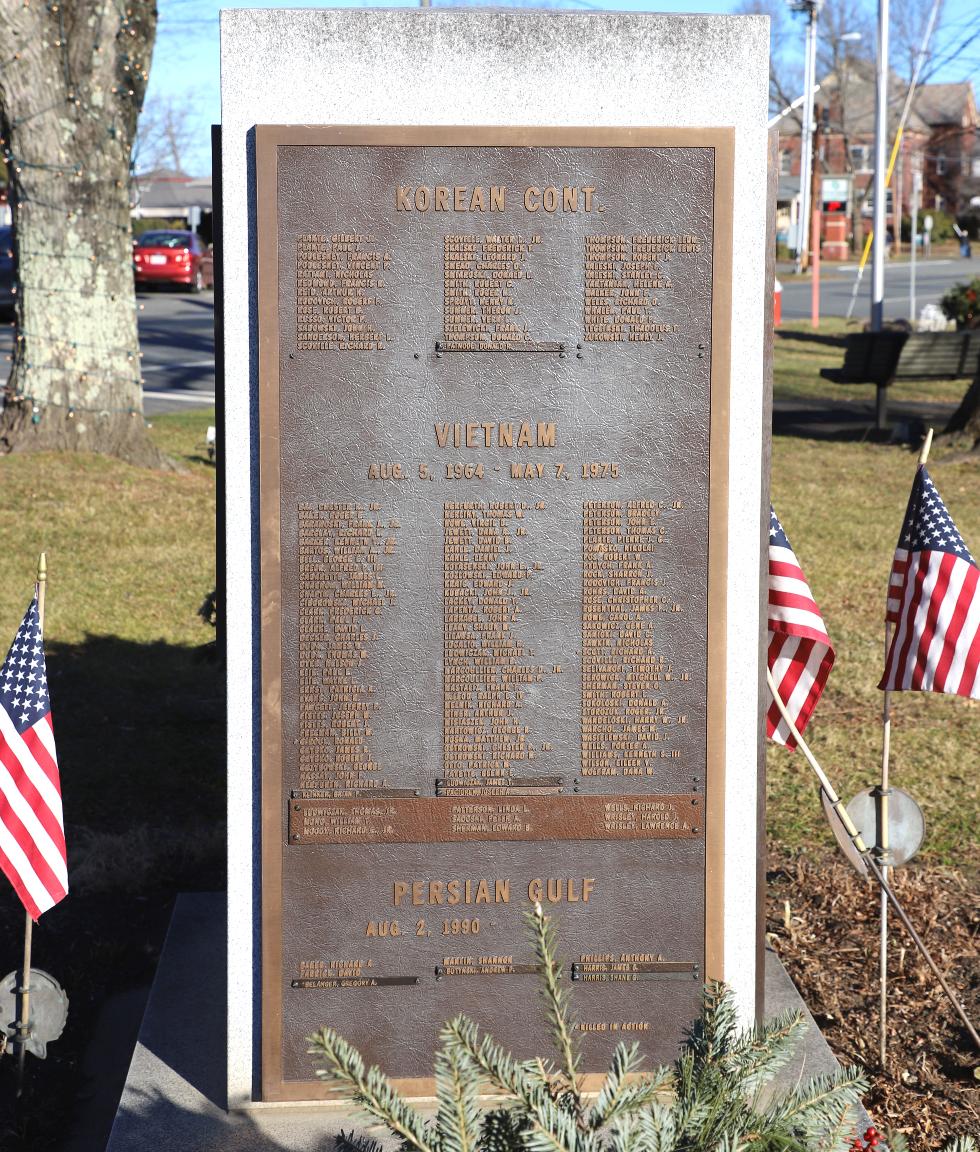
291 976 420 990
435 963 540 979
290 789 421 800
288 794 702 845
435 776 563 797
436 341 567 354
571 961 699 982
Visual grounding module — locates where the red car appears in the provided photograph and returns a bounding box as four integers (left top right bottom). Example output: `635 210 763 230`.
133 230 214 292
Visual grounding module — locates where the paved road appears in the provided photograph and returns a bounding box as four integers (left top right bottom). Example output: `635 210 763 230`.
779 254 980 323
1 257 976 415
0 288 216 417
136 289 216 415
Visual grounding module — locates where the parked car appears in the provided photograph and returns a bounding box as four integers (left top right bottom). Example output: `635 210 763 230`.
0 226 15 316
133 230 213 292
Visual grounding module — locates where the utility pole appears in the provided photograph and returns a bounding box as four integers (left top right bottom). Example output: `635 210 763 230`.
910 168 921 324
791 0 822 275
871 0 889 332
811 111 821 325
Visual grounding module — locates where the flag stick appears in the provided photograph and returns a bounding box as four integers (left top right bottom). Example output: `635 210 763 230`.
878 621 891 1067
877 427 934 1064
766 664 980 1051
15 554 45 1097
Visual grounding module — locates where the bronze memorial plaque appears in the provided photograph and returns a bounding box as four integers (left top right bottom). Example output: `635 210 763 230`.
257 127 733 1101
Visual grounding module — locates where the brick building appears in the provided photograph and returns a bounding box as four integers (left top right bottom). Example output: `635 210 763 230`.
777 63 978 259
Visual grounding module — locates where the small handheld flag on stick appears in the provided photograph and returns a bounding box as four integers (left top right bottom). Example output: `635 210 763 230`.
0 555 67 1093
767 507 835 748
875 431 979 1064
0 559 67 918
876 429 934 1066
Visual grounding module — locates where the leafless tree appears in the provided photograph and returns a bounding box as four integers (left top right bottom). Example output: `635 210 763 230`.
0 0 163 464
737 0 803 121
752 0 964 124
742 0 876 122
135 90 201 176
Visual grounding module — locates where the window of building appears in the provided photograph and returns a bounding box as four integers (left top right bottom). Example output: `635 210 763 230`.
861 189 894 217
850 144 871 172
779 150 792 176
973 157 980 178
935 194 944 211
936 154 946 175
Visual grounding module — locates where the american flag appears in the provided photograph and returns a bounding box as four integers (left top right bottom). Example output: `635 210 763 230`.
0 597 67 920
880 466 980 698
767 507 836 748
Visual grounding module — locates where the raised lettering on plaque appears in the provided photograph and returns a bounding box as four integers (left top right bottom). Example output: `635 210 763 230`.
258 127 733 1102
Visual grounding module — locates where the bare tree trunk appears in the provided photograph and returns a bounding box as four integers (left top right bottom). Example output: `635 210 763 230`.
941 367 980 451
0 0 164 465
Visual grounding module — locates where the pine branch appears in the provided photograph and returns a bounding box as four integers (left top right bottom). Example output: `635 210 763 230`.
588 1042 670 1130
335 1131 388 1152
309 1028 435 1152
683 983 740 1075
588 1042 642 1128
710 1136 752 1152
722 1010 806 1098
480 1106 528 1152
631 1105 679 1152
668 1048 740 1145
441 1015 584 1152
811 1102 855 1152
434 1041 481 1152
760 1065 868 1142
603 1075 673 1129
527 905 581 1103
523 1118 598 1152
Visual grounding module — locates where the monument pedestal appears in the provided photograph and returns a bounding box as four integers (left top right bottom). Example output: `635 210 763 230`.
223 8 773 1104
107 893 865 1150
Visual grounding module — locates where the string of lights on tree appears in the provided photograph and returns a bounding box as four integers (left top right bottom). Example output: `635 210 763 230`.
11 330 144 356
13 395 144 425
0 1 155 424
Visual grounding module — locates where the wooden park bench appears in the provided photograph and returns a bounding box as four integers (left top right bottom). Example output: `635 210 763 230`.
820 328 980 428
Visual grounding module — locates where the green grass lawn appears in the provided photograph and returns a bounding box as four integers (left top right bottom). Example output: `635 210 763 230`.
770 437 979 865
767 322 978 867
0 411 220 861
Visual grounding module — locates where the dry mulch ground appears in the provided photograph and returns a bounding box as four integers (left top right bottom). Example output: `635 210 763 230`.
767 851 979 1149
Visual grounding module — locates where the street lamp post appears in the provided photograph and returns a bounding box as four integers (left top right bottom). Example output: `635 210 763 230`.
910 167 922 323
790 0 823 275
871 0 889 334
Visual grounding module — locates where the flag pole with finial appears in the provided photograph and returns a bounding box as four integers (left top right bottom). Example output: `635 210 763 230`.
15 552 45 1096
878 427 932 1067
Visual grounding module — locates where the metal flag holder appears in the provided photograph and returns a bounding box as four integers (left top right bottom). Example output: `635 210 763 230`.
765 664 980 1053
0 968 68 1066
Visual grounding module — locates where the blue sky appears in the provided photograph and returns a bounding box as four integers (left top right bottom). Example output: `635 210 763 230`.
146 0 980 177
